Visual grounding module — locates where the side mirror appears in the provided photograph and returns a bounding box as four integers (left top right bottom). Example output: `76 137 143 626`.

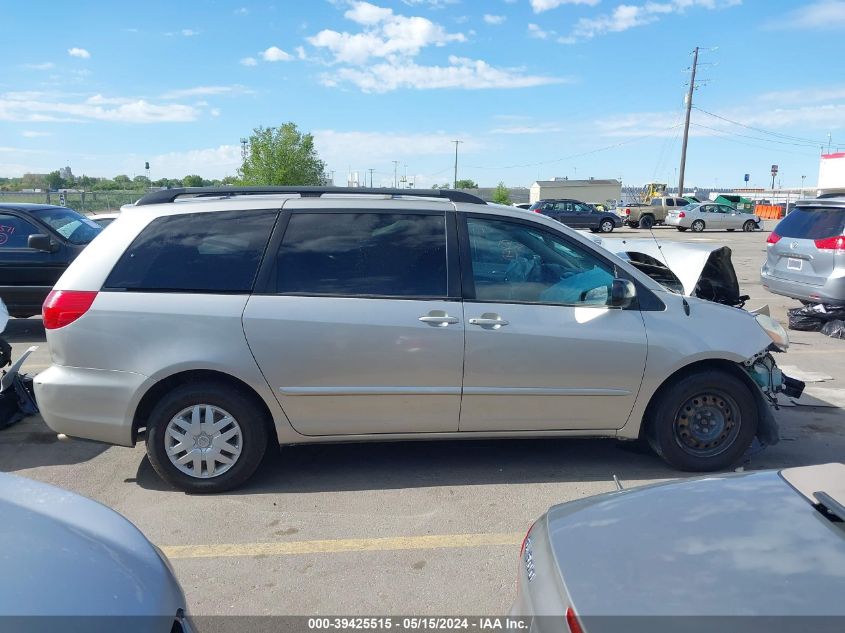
27 234 57 253
610 278 636 308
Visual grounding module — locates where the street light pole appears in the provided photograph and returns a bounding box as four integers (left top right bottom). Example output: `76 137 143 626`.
678 46 699 197
452 140 463 189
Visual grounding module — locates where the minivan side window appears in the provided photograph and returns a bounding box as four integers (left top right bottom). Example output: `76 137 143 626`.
104 210 278 293
0 214 40 248
466 216 615 306
274 212 447 297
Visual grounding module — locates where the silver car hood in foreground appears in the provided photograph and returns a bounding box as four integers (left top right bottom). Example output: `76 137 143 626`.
0 472 184 619
546 469 845 617
601 238 742 306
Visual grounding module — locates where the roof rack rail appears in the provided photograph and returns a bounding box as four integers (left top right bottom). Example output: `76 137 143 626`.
134 186 487 206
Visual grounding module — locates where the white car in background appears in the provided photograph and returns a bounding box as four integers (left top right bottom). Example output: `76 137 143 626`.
666 202 760 233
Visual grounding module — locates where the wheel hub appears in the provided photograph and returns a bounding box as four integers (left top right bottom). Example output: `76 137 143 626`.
164 404 243 479
673 392 740 457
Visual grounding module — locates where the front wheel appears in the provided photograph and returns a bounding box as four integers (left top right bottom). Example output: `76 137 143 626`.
600 219 615 233
145 381 269 493
743 220 756 232
647 369 757 472
691 220 705 232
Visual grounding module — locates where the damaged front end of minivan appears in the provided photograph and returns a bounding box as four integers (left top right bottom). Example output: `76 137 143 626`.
739 314 805 446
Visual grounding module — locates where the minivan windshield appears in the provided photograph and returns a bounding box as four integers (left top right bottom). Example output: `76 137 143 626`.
30 207 102 245
775 206 845 240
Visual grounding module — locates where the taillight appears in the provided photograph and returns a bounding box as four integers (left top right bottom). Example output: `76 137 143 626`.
42 290 98 329
566 607 585 633
678 211 686 218
766 232 781 245
814 236 845 251
624 208 630 215
533 208 542 213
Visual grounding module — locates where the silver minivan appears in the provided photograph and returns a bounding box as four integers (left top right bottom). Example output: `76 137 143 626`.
35 187 798 492
761 196 845 305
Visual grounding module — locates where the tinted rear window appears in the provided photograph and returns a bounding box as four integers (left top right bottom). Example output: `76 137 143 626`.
776 207 845 240
274 212 447 297
104 209 277 292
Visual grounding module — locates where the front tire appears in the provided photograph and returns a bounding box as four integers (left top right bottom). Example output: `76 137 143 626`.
600 219 615 233
691 220 705 232
647 369 757 472
145 381 269 493
743 220 756 232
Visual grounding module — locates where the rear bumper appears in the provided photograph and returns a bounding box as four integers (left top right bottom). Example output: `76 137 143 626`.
33 365 147 446
760 268 845 305
664 216 684 227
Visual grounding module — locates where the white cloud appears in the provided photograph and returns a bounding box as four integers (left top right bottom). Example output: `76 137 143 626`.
21 130 51 138
314 129 483 165
319 55 564 92
0 91 200 123
308 1 466 65
240 56 258 66
160 85 251 99
23 62 55 70
68 47 91 59
765 0 845 30
530 0 600 12
400 0 458 7
234 7 248 15
150 145 243 178
483 14 506 24
181 28 199 37
261 46 293 62
560 0 741 42
527 23 555 39
295 46 308 60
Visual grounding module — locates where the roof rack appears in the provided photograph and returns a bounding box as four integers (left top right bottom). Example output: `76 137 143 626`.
134 186 487 206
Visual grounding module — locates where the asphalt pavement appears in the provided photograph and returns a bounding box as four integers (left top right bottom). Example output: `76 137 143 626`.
2 221 844 616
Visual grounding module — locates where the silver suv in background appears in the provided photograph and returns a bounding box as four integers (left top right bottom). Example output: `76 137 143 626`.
761 195 845 304
35 187 799 493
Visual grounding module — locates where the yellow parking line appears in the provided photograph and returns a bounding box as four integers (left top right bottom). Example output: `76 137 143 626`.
160 532 523 560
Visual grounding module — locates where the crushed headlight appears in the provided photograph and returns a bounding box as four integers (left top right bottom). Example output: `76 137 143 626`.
755 314 789 351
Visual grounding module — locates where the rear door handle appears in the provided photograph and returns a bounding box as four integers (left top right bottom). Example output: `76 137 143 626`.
468 313 509 328
418 311 460 326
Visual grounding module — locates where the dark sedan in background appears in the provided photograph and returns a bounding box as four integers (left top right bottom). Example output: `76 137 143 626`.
529 199 622 233
0 203 101 317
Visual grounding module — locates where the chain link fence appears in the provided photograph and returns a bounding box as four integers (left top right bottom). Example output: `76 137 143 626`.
0 190 143 215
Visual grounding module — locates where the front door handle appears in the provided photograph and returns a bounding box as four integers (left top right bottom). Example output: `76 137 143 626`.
468 313 509 328
418 310 460 326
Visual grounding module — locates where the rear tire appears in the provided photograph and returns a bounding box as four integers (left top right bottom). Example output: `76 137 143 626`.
145 381 269 493
638 215 654 230
677 227 688 232
691 220 705 232
647 369 757 472
742 220 756 232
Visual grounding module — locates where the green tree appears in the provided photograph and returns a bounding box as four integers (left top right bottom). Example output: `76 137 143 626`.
454 179 478 189
113 174 131 188
492 181 511 205
46 171 65 190
238 122 326 186
133 175 151 188
182 174 204 187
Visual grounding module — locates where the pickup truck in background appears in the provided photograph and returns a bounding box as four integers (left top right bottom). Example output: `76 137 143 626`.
619 197 690 229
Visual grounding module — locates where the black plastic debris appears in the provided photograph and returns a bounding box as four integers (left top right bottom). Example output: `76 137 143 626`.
821 319 845 340
787 304 845 334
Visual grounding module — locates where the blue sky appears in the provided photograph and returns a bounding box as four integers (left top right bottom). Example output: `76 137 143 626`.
2 0 843 189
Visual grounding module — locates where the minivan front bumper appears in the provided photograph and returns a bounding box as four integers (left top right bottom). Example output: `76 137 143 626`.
34 365 147 446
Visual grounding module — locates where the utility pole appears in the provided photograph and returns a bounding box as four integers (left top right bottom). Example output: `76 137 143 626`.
368 168 375 188
452 140 463 189
392 160 399 188
678 46 699 197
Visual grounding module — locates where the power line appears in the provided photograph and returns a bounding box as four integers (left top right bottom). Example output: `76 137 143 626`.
689 123 820 157
466 123 684 171
690 121 825 149
692 107 827 147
